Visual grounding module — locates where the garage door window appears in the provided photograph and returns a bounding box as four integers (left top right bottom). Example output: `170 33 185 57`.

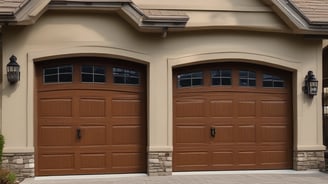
211 69 232 86
113 67 140 85
81 65 106 83
263 73 285 88
240 70 256 87
177 72 203 88
43 65 73 83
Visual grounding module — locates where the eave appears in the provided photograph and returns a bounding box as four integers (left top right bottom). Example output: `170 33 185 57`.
0 0 189 33
263 0 328 36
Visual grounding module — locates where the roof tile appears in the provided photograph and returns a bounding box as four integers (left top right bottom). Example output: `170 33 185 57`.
289 0 328 24
0 0 30 15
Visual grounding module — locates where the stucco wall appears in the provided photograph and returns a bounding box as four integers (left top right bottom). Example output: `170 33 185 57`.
1 11 324 154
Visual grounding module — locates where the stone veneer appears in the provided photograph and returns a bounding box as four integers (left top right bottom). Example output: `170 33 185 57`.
2 153 34 182
148 151 172 176
325 151 328 171
294 151 325 170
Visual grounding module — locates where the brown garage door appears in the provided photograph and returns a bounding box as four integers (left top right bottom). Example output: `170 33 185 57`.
36 57 147 176
173 62 292 171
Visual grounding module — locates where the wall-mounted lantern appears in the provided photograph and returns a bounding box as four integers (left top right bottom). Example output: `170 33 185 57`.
7 55 20 84
303 70 318 97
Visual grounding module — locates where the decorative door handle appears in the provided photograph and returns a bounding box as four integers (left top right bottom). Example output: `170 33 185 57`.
77 128 82 140
210 127 216 138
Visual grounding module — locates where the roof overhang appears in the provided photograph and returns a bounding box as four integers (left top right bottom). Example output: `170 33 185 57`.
263 0 328 36
0 0 189 33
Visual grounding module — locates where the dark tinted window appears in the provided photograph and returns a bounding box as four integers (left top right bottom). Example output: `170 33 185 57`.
44 65 73 83
81 65 106 83
240 70 256 87
211 69 232 86
177 72 203 88
263 74 285 88
113 67 140 85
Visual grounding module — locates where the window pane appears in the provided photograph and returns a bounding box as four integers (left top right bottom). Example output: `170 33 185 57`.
249 71 256 78
240 79 248 86
263 81 273 87
177 72 203 88
114 76 124 84
211 71 220 78
240 71 248 78
179 79 192 87
82 74 93 82
113 67 140 85
192 79 203 86
126 77 139 85
82 65 93 73
94 66 105 75
249 79 256 86
274 81 284 88
222 70 232 77
59 74 72 82
212 78 220 85
262 73 285 88
59 66 72 73
44 68 57 75
222 78 232 85
94 75 105 83
44 75 58 83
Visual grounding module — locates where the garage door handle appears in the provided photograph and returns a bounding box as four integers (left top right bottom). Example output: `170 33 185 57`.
210 127 216 138
77 128 82 140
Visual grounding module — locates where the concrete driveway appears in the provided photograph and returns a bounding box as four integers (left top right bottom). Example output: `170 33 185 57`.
21 170 328 184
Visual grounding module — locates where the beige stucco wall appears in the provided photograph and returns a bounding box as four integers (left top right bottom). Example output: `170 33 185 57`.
1 11 325 154
324 40 328 48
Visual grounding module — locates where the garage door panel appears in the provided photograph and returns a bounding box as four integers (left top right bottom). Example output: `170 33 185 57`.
111 152 146 171
260 125 289 143
175 99 206 117
39 126 74 146
79 126 107 145
237 124 256 143
39 98 72 117
261 100 289 117
209 100 234 117
259 150 290 167
38 153 75 170
112 125 145 145
212 151 234 166
213 125 234 143
80 153 107 170
111 99 143 117
238 101 256 117
237 151 257 167
175 126 207 144
174 152 209 168
79 98 106 117
111 117 144 125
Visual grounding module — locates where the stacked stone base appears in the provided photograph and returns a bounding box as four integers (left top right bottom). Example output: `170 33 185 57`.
325 151 328 171
294 151 325 170
2 153 34 182
148 151 172 176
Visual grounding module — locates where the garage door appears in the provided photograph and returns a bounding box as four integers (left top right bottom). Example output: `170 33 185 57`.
36 57 147 176
173 62 292 171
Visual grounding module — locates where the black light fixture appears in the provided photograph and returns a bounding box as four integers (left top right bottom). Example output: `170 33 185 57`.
303 70 318 97
7 55 20 84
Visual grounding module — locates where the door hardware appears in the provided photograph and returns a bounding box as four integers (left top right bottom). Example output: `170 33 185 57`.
210 127 216 138
77 128 82 140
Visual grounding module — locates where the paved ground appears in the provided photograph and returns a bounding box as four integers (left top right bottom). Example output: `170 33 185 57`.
21 171 328 184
